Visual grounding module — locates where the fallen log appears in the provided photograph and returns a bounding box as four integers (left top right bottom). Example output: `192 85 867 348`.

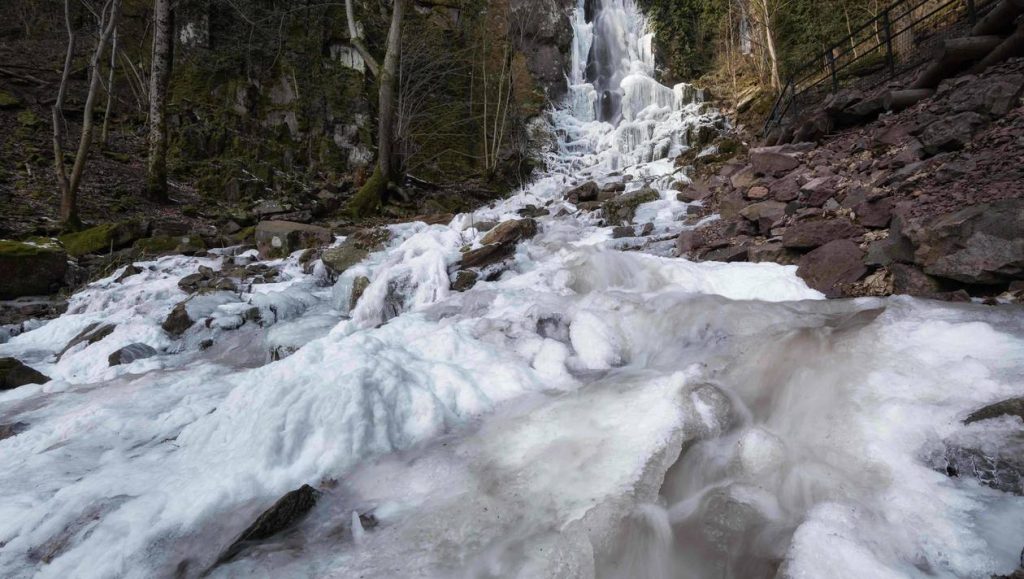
883 89 934 112
971 0 1024 36
972 21 1024 73
911 35 1004 88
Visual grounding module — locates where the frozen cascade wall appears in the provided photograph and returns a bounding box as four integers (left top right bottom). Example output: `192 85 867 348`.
564 0 720 171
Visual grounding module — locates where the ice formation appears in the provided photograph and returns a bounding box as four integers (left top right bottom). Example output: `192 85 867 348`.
1 0 1022 577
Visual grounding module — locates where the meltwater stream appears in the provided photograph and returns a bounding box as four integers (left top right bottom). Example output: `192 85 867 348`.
2 1 1024 577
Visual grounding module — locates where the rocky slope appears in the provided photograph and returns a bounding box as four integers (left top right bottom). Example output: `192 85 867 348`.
678 57 1024 302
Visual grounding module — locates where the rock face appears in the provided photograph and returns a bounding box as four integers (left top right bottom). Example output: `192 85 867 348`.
0 240 67 299
783 219 864 249
902 199 1024 284
108 343 159 366
602 188 659 225
219 484 321 563
797 240 867 297
255 221 333 260
0 357 50 390
509 0 573 101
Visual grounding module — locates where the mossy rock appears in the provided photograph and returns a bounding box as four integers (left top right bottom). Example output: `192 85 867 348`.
602 188 660 225
0 239 67 299
348 166 386 218
134 235 206 256
60 222 148 257
231 226 256 244
0 90 21 109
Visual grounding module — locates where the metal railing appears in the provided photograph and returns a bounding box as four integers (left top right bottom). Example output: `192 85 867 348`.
763 0 997 136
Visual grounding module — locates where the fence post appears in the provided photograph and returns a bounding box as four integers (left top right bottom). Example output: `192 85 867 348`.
966 0 977 24
827 50 838 92
882 9 895 76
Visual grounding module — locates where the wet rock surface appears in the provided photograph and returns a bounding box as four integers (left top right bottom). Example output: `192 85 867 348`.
0 357 49 390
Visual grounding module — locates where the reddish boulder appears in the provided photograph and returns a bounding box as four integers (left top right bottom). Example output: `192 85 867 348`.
797 239 868 297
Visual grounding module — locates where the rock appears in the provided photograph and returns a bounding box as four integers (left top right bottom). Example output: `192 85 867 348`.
718 189 746 221
965 397 1024 425
108 343 159 366
517 205 549 219
481 219 538 246
750 149 800 175
739 201 786 234
946 74 1024 118
350 276 371 309
58 323 116 360
729 165 758 189
200 339 214 351
0 358 50 390
461 243 516 269
178 273 205 292
602 181 627 194
674 180 711 202
919 112 987 155
59 222 148 257
675 230 702 256
748 242 800 265
903 199 1024 284
115 264 143 283
0 422 29 441
854 198 893 229
889 263 944 296
564 181 599 204
219 484 321 564
799 176 838 207
938 440 1024 496
610 226 634 239
255 221 333 260
783 219 865 249
797 239 868 297
769 172 801 202
452 270 479 292
703 245 749 263
162 303 193 337
864 236 914 267
322 228 390 276
133 235 207 256
746 186 770 200
0 239 67 299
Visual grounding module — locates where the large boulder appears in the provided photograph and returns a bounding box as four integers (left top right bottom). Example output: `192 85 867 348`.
739 201 786 234
255 221 333 260
322 228 391 276
162 303 194 337
108 343 159 366
461 243 516 269
750 148 800 175
902 199 1024 284
563 181 599 204
59 221 148 257
0 239 67 299
919 112 987 155
783 218 865 249
57 322 116 360
797 239 868 297
889 263 944 296
0 357 50 390
602 188 660 225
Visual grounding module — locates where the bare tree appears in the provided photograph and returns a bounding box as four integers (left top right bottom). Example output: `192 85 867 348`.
53 0 122 228
101 26 118 146
147 0 173 201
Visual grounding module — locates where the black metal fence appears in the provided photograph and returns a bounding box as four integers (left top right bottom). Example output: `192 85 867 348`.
763 0 998 136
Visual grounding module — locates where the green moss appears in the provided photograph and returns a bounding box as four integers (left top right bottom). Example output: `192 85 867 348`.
0 90 20 109
348 165 386 218
0 238 62 257
16 110 41 128
231 226 256 244
59 224 119 257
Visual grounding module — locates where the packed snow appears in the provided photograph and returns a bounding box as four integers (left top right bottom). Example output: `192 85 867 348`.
2 0 1023 577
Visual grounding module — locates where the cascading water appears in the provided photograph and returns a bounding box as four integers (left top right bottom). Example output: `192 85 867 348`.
0 1 1023 578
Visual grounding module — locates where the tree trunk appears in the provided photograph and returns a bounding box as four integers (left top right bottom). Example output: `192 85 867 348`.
53 0 75 223
760 1 781 90
60 0 121 228
147 0 173 202
378 0 405 183
101 27 118 147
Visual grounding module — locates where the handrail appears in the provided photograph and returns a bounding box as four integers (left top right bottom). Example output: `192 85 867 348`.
763 0 996 137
